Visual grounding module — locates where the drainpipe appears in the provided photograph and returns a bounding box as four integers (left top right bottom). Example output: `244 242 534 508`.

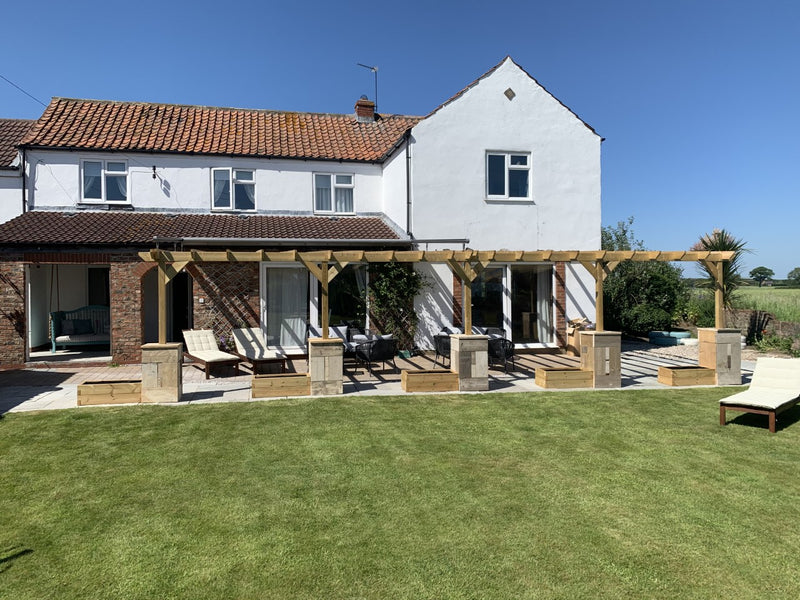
21 148 27 213
405 130 412 238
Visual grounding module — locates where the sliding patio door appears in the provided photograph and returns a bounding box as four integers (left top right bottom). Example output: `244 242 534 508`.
510 265 553 344
261 265 309 352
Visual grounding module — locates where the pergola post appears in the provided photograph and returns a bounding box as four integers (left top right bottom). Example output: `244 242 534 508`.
714 261 725 329
595 261 605 332
157 260 168 344
320 260 329 338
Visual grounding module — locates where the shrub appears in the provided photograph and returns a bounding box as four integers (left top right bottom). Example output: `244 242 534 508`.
368 263 426 350
753 334 800 357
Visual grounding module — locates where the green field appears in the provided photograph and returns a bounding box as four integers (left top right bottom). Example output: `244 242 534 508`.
734 287 800 322
2 391 800 599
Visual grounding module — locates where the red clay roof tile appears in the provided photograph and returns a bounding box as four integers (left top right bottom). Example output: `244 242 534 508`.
21 98 422 163
0 119 35 167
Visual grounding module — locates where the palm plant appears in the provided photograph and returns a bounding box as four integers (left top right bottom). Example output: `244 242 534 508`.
692 229 749 309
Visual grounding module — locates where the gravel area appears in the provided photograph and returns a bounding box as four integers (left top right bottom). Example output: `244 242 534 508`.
621 338 784 362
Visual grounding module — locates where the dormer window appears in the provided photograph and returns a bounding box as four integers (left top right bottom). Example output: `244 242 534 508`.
314 173 354 214
81 160 128 203
212 168 255 211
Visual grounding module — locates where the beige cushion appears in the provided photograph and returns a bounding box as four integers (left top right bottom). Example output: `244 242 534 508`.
720 357 800 409
232 328 285 360
183 329 238 362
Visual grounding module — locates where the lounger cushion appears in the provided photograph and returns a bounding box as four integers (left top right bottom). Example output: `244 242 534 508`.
187 349 241 364
720 357 800 410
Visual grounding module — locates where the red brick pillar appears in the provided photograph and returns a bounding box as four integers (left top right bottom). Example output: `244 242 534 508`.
452 273 463 329
0 255 26 367
554 262 567 348
109 254 146 363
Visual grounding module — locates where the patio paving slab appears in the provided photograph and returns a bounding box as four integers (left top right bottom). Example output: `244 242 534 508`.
1 346 756 414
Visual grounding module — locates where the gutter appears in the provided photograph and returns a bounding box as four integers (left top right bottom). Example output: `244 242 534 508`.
153 236 469 248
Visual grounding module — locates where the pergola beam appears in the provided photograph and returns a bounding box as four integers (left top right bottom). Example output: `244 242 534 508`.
138 248 736 343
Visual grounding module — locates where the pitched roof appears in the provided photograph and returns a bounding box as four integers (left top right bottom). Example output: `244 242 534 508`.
20 98 421 162
427 56 598 135
0 211 402 246
0 119 35 168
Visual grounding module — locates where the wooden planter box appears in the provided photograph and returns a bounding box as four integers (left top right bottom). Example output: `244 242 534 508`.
77 380 142 406
534 368 593 389
252 373 310 398
657 366 716 386
401 369 459 392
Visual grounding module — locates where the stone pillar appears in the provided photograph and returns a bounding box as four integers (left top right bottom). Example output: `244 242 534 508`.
308 337 343 395
141 343 183 403
698 328 742 385
580 331 621 388
451 334 489 391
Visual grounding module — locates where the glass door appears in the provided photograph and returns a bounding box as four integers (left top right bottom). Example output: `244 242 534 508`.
510 265 553 344
261 266 309 352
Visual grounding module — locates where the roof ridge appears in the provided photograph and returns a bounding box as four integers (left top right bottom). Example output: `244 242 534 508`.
49 97 422 121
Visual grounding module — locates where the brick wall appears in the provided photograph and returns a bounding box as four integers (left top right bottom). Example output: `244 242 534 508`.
188 263 260 348
0 254 25 368
452 273 463 329
109 254 149 364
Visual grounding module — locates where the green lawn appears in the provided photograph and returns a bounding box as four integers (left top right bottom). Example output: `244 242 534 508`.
2 390 800 599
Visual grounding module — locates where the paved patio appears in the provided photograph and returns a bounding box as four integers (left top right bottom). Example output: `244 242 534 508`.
1 342 755 415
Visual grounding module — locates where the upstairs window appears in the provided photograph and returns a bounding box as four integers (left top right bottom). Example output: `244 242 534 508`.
314 173 354 214
82 160 128 203
212 168 256 211
486 152 530 200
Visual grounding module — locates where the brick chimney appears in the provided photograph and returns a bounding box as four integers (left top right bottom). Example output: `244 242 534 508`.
354 96 375 122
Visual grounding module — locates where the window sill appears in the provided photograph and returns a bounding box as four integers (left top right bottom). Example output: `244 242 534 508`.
313 212 357 217
484 197 534 204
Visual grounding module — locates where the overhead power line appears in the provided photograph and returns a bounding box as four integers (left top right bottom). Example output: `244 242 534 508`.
0 74 47 107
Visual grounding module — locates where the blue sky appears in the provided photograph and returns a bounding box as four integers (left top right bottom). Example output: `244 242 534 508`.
2 0 798 278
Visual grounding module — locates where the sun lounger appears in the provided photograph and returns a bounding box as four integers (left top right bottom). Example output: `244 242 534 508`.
719 357 800 433
232 328 287 374
182 329 240 379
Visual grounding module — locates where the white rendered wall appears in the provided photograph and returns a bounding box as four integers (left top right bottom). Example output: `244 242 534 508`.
381 146 409 234
25 150 385 215
409 58 601 330
0 171 22 224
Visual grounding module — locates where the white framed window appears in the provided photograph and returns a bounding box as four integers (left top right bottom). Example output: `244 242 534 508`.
81 160 129 203
486 152 530 200
212 168 256 211
314 173 354 214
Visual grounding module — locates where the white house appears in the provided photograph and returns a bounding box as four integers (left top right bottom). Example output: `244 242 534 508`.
0 57 601 366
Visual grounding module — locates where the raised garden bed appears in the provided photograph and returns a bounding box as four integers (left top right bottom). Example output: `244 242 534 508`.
657 366 716 386
534 368 593 389
77 380 142 406
400 369 459 392
252 373 310 398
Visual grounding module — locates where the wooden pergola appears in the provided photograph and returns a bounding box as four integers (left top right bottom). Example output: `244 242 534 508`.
139 249 735 345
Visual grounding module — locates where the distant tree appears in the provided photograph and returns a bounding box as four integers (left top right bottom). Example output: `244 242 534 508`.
788 268 800 286
749 266 774 287
691 229 749 309
601 217 687 334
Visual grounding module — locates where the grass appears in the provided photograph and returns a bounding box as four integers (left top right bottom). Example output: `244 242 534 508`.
735 287 800 322
2 390 800 599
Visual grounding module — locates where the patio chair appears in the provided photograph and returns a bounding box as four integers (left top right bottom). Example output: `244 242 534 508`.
719 357 800 433
182 329 241 379
355 336 398 376
488 337 515 373
433 332 451 367
232 328 287 374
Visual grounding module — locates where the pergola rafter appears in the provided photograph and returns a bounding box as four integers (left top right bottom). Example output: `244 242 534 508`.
139 249 735 345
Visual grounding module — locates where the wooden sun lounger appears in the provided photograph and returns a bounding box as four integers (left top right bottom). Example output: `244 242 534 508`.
719 357 800 433
232 328 287 374
182 329 241 379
